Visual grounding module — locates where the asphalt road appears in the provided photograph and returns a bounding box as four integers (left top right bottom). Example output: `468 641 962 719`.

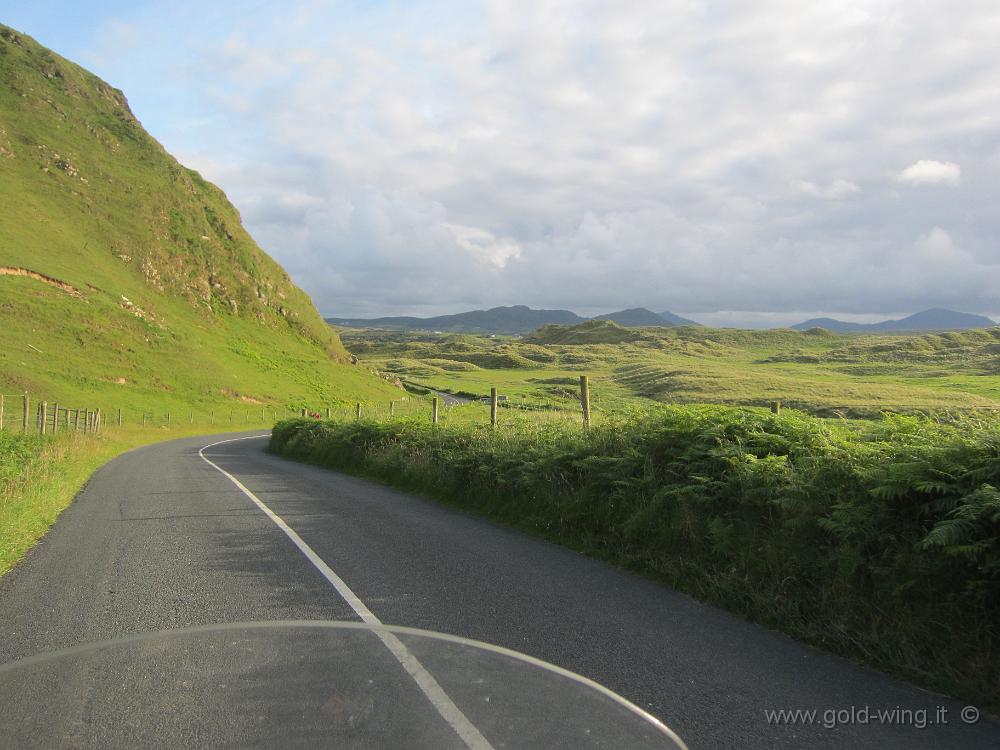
0 432 997 749
433 390 471 406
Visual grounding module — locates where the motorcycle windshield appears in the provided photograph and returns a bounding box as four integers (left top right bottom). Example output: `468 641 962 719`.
0 620 688 749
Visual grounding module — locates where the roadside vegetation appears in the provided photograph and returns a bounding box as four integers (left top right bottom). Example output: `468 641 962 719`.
271 406 1000 712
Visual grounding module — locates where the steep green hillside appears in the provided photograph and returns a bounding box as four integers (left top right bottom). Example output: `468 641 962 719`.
0 24 399 415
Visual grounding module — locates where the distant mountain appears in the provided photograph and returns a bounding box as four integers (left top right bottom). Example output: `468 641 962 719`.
594 307 698 327
327 305 586 335
328 305 700 334
791 308 996 333
792 318 869 333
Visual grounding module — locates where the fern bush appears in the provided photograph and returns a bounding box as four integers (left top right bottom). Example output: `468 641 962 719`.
271 407 1000 710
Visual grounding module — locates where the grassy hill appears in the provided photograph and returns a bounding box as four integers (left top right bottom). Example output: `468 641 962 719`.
0 24 400 419
593 307 698 327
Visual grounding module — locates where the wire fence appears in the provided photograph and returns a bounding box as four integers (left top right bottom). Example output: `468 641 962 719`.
4 375 1000 439
0 394 108 435
0 392 443 437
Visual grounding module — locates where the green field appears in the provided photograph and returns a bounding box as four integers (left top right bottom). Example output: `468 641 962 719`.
341 321 1000 418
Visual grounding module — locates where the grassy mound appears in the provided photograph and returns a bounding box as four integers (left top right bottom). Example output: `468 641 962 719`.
526 320 644 345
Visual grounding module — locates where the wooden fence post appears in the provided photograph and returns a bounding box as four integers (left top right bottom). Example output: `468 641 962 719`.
166 412 171 427
300 408 307 418
356 402 361 420
432 397 439 424
74 409 80 431
95 408 101 434
117 408 122 427
190 411 194 424
141 412 146 427
490 387 498 427
40 402 47 435
770 400 781 415
211 411 215 425
389 401 395 418
22 395 29 433
52 403 59 434
0 394 4 431
579 375 591 430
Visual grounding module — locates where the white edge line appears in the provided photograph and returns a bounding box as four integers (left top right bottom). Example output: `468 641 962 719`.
198 434 494 750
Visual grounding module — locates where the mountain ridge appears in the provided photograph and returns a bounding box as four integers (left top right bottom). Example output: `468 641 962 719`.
327 305 699 334
791 308 995 333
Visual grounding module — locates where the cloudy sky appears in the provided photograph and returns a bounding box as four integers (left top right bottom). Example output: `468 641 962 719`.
7 1 1000 326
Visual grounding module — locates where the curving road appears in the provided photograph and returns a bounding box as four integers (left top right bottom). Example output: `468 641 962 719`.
0 432 997 748
432 390 472 406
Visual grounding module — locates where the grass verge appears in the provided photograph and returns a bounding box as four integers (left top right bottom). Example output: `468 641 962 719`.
270 407 1000 714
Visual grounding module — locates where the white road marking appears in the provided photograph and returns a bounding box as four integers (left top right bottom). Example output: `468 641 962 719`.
199 435 494 750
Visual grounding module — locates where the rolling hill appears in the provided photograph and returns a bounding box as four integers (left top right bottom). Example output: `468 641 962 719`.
791 308 995 333
328 305 699 334
0 24 399 416
595 307 698 327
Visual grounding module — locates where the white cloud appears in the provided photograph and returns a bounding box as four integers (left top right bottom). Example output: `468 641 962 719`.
914 227 966 263
795 179 861 199
896 160 962 186
445 224 522 268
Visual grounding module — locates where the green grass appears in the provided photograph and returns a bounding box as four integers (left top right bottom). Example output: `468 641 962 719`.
341 322 1000 417
271 407 1000 713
